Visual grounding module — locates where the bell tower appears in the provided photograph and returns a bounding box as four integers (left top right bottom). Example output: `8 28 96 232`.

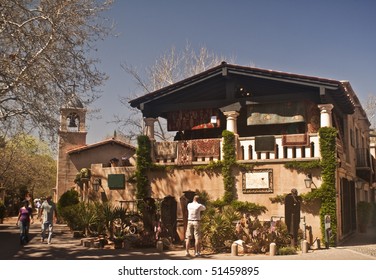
55 94 87 201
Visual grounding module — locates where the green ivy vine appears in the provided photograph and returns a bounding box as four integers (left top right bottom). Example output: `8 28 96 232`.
284 160 321 173
317 127 337 245
192 131 255 204
193 131 239 203
301 127 337 245
135 135 152 199
222 130 237 204
273 127 338 245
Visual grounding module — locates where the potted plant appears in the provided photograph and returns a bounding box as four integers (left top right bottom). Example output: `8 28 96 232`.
357 201 371 233
113 231 125 249
112 219 125 249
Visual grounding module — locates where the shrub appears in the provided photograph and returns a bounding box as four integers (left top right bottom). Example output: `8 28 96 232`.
201 204 241 253
231 200 267 218
278 246 297 255
57 189 79 217
62 202 100 236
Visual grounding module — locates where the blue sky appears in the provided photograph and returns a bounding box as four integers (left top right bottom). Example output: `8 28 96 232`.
87 0 376 144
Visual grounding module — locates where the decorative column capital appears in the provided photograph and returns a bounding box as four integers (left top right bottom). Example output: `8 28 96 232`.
223 110 239 134
223 111 240 119
144 117 157 126
144 117 157 140
318 104 334 114
318 104 334 128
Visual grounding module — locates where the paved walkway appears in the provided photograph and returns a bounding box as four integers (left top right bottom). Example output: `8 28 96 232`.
1 216 375 260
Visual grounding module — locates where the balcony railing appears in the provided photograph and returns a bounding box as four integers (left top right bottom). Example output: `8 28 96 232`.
238 133 320 161
152 133 320 165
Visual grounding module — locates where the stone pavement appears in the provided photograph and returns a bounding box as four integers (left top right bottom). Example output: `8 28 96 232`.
1 216 375 260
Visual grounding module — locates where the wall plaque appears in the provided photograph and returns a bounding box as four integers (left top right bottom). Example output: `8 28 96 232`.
242 169 273 193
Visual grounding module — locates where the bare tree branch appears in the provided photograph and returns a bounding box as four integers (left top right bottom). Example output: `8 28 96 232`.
363 94 376 129
0 0 114 142
115 43 235 142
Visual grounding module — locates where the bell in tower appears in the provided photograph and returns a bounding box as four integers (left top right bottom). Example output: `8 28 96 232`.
59 93 86 133
67 112 79 131
67 113 78 129
68 118 77 127
68 117 77 128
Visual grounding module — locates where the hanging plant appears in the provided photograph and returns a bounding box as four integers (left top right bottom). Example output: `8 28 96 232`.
74 168 91 187
80 168 91 179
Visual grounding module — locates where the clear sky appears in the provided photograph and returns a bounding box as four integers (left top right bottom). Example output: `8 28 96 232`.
86 0 376 144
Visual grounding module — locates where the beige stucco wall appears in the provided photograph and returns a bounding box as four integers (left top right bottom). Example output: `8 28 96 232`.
56 141 135 202
90 164 137 205
92 162 323 243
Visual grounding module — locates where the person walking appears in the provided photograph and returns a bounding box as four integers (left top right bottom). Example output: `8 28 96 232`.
39 195 57 244
185 195 206 257
34 198 41 218
16 200 34 245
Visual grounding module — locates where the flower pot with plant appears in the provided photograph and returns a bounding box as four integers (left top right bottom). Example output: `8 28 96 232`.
112 218 125 249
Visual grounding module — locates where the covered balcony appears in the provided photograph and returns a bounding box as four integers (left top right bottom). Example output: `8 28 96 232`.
152 133 320 165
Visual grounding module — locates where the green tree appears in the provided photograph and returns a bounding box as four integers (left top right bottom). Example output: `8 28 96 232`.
0 134 56 212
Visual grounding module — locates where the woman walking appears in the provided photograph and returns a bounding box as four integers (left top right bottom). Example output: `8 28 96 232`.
16 200 34 245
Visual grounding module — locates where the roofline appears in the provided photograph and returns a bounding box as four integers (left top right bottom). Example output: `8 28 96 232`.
67 138 136 154
129 63 225 107
129 62 345 108
341 81 370 126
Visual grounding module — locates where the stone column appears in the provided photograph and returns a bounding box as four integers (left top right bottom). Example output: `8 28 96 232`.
318 104 334 128
144 117 157 140
223 111 239 134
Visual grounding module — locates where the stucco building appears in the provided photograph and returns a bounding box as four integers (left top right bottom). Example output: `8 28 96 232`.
56 63 375 244
127 62 375 243
55 94 136 203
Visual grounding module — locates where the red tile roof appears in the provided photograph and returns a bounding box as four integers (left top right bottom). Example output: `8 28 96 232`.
67 138 136 154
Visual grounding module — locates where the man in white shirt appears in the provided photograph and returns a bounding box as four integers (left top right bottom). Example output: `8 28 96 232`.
39 196 57 244
185 195 206 257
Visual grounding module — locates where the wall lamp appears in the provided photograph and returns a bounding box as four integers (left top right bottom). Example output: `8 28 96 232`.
304 174 317 188
92 178 102 192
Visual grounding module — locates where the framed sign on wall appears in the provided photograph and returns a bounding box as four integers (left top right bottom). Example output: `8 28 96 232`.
242 169 273 194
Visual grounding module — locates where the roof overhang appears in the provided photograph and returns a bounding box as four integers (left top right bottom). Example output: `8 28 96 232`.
129 62 356 114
